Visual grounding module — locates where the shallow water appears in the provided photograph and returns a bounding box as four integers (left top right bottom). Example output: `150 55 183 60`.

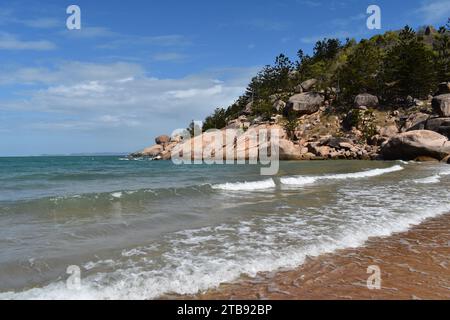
0 157 449 299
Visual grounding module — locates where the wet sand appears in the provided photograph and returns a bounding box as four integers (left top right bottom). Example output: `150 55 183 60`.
189 213 450 300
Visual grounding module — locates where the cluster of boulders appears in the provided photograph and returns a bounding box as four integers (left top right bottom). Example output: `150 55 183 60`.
430 82 450 137
381 130 450 162
130 81 450 164
302 136 380 160
129 134 181 160
284 79 326 116
380 82 450 162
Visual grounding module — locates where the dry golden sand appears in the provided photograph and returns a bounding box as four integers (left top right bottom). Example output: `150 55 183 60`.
182 213 450 300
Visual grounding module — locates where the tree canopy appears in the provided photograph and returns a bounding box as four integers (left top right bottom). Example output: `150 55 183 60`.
194 21 450 132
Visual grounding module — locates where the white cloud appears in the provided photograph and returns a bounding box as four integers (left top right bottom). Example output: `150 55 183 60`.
0 62 257 133
416 0 450 24
0 8 59 29
0 32 56 50
151 52 187 62
331 13 366 27
0 62 145 85
300 30 354 44
60 27 117 39
21 17 60 29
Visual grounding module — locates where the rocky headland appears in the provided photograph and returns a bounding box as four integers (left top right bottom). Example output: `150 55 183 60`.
130 24 450 164
130 81 450 164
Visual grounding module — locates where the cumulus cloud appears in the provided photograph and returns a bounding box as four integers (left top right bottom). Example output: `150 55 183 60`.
416 0 450 24
0 8 59 29
0 62 145 85
0 62 257 133
0 32 56 50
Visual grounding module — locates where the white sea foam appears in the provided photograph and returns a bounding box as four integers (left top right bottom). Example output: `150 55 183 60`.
281 165 403 185
84 259 116 271
212 179 276 191
121 248 147 257
2 197 448 300
279 176 318 186
111 192 123 199
414 167 450 184
2 165 449 301
414 175 441 184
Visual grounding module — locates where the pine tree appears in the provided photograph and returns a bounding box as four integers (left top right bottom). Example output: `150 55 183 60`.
384 26 436 99
433 20 450 82
339 39 384 101
202 108 227 131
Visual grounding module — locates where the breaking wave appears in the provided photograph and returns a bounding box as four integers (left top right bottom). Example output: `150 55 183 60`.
281 165 404 185
212 179 276 191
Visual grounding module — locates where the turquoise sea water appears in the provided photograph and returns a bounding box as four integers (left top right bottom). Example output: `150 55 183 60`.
0 156 449 299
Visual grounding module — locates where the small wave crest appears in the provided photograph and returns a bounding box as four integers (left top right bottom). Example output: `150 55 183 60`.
279 176 318 186
413 167 450 184
281 165 404 186
414 175 441 184
111 192 123 199
212 179 276 191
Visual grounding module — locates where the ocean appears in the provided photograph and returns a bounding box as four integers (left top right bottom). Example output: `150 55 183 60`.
0 156 449 299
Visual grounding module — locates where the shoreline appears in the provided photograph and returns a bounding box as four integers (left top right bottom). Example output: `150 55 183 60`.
178 213 450 300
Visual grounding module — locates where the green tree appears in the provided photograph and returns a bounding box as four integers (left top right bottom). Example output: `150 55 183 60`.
296 39 342 83
433 21 450 82
339 39 384 102
202 108 227 131
383 26 436 99
282 110 299 140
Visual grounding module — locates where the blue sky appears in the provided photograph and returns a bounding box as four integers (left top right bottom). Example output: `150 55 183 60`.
0 0 449 156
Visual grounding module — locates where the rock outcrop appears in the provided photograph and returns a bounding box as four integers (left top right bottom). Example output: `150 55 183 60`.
301 79 318 92
437 82 450 95
354 93 379 108
381 130 450 161
273 139 304 160
273 100 286 113
130 144 163 158
294 84 303 94
403 113 429 131
155 135 170 146
432 94 450 117
425 117 450 138
285 92 324 115
378 125 399 139
130 82 450 165
243 101 253 115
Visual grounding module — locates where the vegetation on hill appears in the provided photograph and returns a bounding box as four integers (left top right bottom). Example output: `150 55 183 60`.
199 21 450 133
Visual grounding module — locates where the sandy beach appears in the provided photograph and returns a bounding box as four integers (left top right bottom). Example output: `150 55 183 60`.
190 213 450 300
